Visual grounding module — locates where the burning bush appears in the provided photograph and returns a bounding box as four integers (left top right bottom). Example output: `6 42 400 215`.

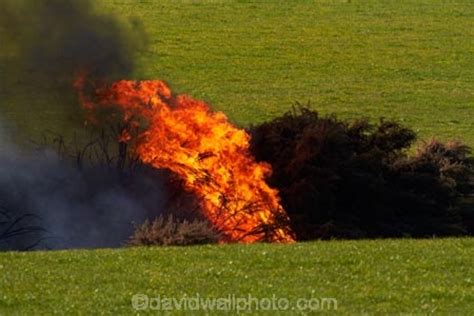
250 106 474 240
75 77 295 243
127 215 221 246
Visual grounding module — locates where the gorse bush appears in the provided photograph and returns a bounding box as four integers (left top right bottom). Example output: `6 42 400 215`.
250 106 474 240
391 139 474 235
128 215 221 246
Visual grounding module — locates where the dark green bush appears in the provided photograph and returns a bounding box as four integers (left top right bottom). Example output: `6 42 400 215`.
250 106 474 240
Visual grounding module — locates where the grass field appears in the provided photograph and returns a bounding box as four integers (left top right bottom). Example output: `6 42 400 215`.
1 238 473 314
2 0 474 146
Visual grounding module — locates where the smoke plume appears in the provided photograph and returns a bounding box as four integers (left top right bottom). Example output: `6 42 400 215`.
0 0 147 136
0 0 157 250
0 123 168 250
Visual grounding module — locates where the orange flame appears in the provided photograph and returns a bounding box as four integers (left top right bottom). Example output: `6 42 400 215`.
75 75 295 243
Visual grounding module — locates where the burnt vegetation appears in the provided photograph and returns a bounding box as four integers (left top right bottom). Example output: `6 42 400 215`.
250 106 474 240
0 206 45 251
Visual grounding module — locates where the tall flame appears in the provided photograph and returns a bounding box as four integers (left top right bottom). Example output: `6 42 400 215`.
75 75 295 243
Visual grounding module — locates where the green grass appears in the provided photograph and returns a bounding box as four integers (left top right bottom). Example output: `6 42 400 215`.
2 0 474 146
1 238 473 314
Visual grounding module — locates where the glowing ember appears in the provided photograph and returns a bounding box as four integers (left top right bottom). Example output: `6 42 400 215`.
75 74 295 243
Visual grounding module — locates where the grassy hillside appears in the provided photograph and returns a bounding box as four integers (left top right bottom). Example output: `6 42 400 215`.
2 0 473 146
1 238 472 314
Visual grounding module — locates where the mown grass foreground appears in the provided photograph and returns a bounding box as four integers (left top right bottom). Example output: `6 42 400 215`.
1 238 473 314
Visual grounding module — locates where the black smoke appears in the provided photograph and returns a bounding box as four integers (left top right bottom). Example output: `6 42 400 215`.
0 0 147 137
0 0 146 83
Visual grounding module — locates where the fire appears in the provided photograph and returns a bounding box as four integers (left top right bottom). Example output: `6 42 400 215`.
75 75 295 243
